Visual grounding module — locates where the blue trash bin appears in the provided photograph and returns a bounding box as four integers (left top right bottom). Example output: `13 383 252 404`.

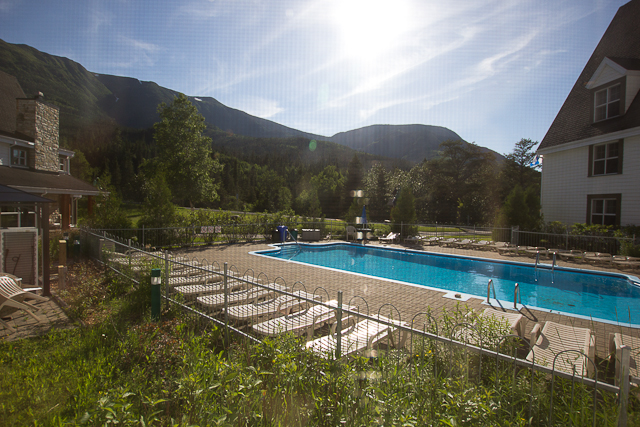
276 225 288 243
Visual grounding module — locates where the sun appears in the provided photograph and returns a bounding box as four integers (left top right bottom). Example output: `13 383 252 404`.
333 0 413 61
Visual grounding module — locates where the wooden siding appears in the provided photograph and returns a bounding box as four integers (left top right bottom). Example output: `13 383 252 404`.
541 134 640 226
1 229 38 286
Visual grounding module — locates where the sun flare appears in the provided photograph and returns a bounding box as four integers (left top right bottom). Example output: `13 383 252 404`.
333 0 413 61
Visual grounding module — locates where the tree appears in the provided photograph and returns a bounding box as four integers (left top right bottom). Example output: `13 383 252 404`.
426 140 498 224
390 186 417 237
153 93 222 207
500 138 541 200
343 154 364 214
497 184 542 230
364 163 390 221
86 175 132 229
311 165 345 218
138 171 178 229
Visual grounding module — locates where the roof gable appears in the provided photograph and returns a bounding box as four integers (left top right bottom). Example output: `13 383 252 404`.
586 57 632 89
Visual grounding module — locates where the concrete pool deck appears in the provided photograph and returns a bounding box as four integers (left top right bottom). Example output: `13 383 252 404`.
182 240 639 359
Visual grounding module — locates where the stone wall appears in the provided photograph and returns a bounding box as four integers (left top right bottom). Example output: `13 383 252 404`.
15 96 60 172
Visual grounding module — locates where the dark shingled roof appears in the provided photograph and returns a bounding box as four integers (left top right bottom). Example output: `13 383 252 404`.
539 0 640 150
0 166 101 196
0 70 26 135
0 184 53 203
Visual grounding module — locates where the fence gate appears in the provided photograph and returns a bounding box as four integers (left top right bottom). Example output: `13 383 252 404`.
1 228 38 286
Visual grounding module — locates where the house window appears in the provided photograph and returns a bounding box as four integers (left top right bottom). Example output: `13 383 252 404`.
11 147 27 166
589 140 622 176
594 84 620 122
587 194 621 226
59 157 68 173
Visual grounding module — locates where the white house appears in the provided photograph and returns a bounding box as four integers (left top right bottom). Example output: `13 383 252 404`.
537 0 640 227
0 70 100 229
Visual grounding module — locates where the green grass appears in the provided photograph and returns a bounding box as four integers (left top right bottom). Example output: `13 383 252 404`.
1 260 636 426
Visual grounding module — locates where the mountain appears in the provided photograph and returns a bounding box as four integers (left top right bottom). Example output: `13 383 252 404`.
0 39 502 163
332 124 476 162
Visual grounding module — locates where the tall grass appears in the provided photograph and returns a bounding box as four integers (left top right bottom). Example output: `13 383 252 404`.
0 261 636 426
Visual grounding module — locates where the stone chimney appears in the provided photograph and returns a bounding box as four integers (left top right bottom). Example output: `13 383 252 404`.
15 92 60 172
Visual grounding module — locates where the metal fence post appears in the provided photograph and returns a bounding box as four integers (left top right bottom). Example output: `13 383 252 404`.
336 291 343 359
150 268 161 322
164 252 170 309
618 345 631 427
224 262 229 346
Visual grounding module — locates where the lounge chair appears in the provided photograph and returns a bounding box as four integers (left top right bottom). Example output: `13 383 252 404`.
378 232 398 243
584 252 613 266
488 241 508 251
523 247 547 258
451 239 473 249
403 236 422 245
496 244 518 255
527 321 595 377
225 290 319 324
423 236 442 246
0 275 48 332
558 250 586 263
306 315 407 359
470 240 491 250
197 282 288 312
452 308 524 346
252 300 342 339
612 256 640 271
609 333 640 386
480 308 524 337
173 277 246 301
438 238 459 247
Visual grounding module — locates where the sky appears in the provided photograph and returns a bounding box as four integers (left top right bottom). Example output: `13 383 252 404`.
0 0 629 155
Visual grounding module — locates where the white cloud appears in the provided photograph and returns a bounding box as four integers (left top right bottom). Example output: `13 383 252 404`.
234 96 284 118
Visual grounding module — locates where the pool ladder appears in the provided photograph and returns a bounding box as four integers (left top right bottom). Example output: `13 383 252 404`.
487 279 522 309
534 251 557 272
486 279 496 303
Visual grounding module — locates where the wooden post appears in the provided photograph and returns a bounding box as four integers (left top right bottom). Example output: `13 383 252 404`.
87 195 95 217
60 194 71 230
42 203 50 297
58 265 67 290
59 240 67 265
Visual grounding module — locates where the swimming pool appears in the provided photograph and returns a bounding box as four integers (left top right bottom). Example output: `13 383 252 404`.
252 243 640 327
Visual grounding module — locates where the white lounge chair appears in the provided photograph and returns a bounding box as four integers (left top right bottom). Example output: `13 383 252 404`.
167 273 222 288
470 240 491 250
252 300 342 339
378 232 398 243
197 282 288 312
480 308 524 337
403 236 422 245
527 321 595 377
609 333 640 386
225 290 319 323
306 315 407 359
0 276 48 332
451 239 473 249
438 238 459 247
423 237 442 246
173 277 247 301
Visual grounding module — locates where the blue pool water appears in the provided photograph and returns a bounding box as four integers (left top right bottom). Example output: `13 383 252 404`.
252 243 640 327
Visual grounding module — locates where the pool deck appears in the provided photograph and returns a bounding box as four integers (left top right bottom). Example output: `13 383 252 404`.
183 240 639 359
